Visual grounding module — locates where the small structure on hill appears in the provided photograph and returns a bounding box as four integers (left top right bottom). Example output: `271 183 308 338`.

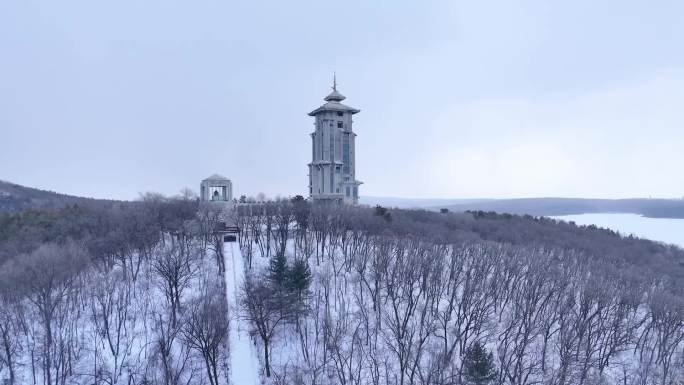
200 174 238 240
200 174 233 203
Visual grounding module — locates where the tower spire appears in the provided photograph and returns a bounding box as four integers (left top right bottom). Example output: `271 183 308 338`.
324 72 346 102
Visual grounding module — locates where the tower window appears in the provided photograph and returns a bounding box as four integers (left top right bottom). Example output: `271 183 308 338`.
337 121 343 128
342 133 350 174
337 111 343 116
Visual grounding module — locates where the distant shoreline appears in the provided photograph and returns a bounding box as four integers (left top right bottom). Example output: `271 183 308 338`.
552 212 684 248
361 196 684 219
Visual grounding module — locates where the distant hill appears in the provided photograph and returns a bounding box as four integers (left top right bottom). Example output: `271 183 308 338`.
4 182 684 218
0 180 117 212
436 197 684 218
363 196 684 219
360 196 491 209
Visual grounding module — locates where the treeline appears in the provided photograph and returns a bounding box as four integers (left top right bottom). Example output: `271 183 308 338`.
0 180 119 214
0 192 200 263
0 194 231 385
235 201 684 385
437 198 684 219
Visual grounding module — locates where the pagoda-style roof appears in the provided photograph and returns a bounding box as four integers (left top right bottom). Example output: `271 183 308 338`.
310 76 360 116
308 100 360 116
324 89 346 102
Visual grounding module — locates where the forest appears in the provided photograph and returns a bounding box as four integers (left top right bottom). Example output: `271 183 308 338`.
234 201 684 385
0 195 230 385
0 196 683 385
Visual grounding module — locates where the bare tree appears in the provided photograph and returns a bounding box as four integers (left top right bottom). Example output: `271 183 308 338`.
89 270 137 385
497 249 553 385
181 287 229 385
381 240 438 385
326 308 365 385
153 244 199 327
273 200 294 258
3 242 88 385
638 289 684 385
241 275 295 377
197 203 227 273
0 279 23 385
153 314 197 385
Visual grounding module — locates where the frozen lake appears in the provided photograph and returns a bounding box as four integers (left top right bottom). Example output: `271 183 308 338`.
552 213 684 249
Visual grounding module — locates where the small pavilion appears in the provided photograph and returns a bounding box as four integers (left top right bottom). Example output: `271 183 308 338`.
200 174 233 202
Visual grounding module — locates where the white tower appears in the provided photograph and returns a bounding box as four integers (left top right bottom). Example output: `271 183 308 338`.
308 76 362 204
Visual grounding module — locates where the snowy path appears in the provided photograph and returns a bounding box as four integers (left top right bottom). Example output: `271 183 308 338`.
224 242 261 385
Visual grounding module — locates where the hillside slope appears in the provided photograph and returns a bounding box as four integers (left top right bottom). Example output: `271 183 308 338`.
1 197 683 384
0 180 117 212
234 202 684 385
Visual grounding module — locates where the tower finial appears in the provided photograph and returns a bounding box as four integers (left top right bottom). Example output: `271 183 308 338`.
323 72 346 102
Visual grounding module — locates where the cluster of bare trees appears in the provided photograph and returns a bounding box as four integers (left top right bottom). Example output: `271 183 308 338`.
236 201 684 385
0 195 230 385
2 194 682 385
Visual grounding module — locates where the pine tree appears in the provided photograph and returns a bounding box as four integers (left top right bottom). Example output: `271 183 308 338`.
287 258 312 300
267 252 288 289
463 341 497 385
374 205 392 221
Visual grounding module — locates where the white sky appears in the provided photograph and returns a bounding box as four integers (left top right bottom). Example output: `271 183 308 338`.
1 0 683 200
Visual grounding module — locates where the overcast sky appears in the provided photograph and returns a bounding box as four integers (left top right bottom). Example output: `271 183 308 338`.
1 0 683 200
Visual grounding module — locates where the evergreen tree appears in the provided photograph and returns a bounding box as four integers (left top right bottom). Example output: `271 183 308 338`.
374 205 392 221
463 341 497 385
287 258 312 300
267 252 288 289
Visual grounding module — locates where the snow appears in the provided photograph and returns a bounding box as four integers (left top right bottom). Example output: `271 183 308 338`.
553 213 684 248
224 242 262 385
